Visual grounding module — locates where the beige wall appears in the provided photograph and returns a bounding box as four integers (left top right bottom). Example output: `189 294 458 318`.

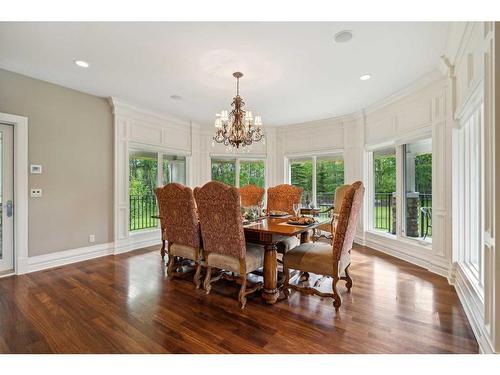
0 69 113 256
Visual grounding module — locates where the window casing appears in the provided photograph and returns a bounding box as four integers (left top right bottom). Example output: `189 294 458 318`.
129 149 187 232
456 104 483 284
367 136 433 245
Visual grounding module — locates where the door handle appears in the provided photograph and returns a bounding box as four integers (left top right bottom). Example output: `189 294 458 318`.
6 200 13 217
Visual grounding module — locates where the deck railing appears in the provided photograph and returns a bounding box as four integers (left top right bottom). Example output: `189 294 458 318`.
374 192 432 237
374 192 394 233
129 194 158 231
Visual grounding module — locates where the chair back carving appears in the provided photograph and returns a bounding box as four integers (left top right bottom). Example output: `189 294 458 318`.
194 181 246 259
155 183 201 249
333 184 351 215
239 184 265 207
266 184 303 214
331 181 365 260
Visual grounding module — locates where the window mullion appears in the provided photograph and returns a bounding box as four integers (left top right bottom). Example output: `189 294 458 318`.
157 153 163 187
235 158 241 188
312 156 317 208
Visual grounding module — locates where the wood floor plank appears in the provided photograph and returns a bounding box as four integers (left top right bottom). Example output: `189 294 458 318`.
0 244 479 353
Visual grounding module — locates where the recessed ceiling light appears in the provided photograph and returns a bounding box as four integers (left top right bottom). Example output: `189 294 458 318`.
360 74 371 81
74 60 89 68
334 30 353 43
170 94 183 101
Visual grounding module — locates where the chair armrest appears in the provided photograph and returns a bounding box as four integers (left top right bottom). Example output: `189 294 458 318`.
318 206 334 214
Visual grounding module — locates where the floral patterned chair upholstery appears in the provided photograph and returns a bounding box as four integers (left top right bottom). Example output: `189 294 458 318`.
239 184 265 207
283 181 364 311
155 183 203 289
266 184 303 253
314 184 351 242
194 181 264 309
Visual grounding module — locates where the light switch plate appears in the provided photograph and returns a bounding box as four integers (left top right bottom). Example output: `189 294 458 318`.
30 188 42 198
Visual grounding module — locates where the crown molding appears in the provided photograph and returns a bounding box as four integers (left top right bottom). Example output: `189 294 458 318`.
108 97 191 128
361 69 446 116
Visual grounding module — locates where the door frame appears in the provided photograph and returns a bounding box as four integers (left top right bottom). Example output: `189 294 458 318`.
0 112 28 275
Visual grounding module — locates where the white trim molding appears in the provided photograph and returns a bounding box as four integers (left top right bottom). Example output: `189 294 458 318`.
28 242 115 273
0 112 29 275
109 97 193 247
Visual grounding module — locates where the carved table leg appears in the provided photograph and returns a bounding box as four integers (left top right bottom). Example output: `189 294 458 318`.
262 243 279 304
300 230 313 244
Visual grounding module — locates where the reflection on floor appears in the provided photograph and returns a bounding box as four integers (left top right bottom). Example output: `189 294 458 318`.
0 244 478 353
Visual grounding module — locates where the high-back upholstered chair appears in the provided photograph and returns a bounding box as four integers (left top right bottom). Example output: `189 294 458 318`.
155 183 203 288
283 181 364 310
239 184 265 207
315 184 351 241
266 184 303 214
194 181 264 308
266 184 303 253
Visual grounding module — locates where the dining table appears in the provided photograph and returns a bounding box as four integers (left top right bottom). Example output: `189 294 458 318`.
243 215 330 304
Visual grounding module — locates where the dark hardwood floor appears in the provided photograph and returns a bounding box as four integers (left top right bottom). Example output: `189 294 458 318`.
0 244 478 353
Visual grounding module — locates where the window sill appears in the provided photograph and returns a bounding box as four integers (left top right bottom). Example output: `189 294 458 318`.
366 229 433 251
130 227 160 236
366 229 396 240
400 236 432 248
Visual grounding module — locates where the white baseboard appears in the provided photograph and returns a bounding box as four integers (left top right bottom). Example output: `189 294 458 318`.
24 229 162 275
364 232 451 279
27 242 115 273
453 263 495 354
114 229 161 255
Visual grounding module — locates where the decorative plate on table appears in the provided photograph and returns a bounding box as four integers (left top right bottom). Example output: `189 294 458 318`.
286 216 316 226
268 210 289 217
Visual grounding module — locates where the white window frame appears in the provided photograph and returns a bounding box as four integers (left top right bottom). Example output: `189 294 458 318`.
455 103 484 288
128 143 191 232
285 150 344 208
365 142 397 238
399 135 433 243
210 155 267 189
366 129 433 248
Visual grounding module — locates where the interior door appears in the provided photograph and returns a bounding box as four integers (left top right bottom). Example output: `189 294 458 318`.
0 123 14 273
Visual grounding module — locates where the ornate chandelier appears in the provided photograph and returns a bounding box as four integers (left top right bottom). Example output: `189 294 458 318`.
213 72 264 149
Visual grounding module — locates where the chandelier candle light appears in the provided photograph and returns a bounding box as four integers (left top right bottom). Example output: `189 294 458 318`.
213 72 264 149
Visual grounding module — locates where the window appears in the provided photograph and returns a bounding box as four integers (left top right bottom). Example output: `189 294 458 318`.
373 148 396 234
129 151 158 231
239 160 265 188
457 105 483 276
163 155 186 185
211 158 265 188
290 159 313 205
403 139 432 241
211 159 236 186
316 155 345 208
289 155 344 207
129 150 187 231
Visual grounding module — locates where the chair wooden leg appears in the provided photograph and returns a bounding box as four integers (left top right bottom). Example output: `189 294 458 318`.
332 276 342 311
167 255 175 280
238 275 248 309
160 240 166 260
204 266 212 294
193 262 202 289
283 267 290 299
344 265 353 291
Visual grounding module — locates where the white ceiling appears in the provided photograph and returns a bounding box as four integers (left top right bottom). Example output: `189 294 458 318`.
0 22 450 126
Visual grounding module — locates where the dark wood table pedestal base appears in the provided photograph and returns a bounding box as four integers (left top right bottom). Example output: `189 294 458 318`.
262 243 279 304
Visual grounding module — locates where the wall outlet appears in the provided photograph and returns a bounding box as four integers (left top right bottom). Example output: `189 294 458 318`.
30 188 42 198
89 234 95 243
